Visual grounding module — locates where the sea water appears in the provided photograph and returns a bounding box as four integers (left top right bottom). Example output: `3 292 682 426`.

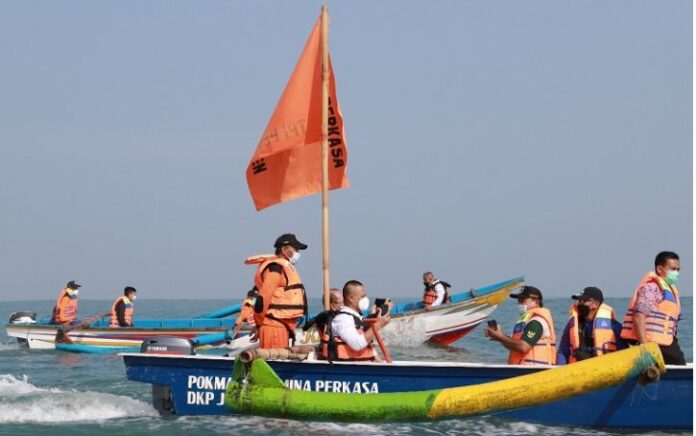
0 297 691 435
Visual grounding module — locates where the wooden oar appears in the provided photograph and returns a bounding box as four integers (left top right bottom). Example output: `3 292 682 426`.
54 311 110 344
363 318 392 363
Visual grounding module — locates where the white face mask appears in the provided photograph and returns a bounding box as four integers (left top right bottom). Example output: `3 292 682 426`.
131 295 137 301
289 251 301 264
358 296 370 312
518 304 528 314
71 289 79 297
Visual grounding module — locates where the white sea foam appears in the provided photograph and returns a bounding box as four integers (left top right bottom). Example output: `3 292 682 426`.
0 374 158 423
380 316 428 347
0 342 20 351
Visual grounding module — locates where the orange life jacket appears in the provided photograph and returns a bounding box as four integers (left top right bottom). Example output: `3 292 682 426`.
52 288 78 324
423 280 450 306
318 310 375 361
245 254 307 320
236 298 256 328
109 296 133 327
508 307 557 365
621 272 680 345
315 310 337 360
568 302 617 363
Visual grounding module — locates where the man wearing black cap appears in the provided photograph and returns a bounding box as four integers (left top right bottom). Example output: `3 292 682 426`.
109 287 137 328
556 287 625 364
484 285 557 365
246 233 309 349
51 280 81 325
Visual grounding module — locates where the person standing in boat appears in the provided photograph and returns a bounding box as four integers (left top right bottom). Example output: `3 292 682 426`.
556 287 625 364
51 280 81 325
422 272 451 309
109 286 137 327
231 289 258 337
320 280 390 361
484 286 557 365
247 233 308 349
620 251 686 365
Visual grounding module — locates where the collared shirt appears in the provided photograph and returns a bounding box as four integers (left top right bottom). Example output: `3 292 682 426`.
635 282 663 316
330 306 368 351
431 281 446 306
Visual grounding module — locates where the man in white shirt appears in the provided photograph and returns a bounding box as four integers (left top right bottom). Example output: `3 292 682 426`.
422 272 450 309
329 280 390 361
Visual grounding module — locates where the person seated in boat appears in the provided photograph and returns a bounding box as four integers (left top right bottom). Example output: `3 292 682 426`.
620 251 686 365
318 280 390 362
422 272 451 310
109 286 137 328
484 286 557 365
51 280 81 325
303 288 343 333
556 287 625 364
231 289 258 337
247 233 309 349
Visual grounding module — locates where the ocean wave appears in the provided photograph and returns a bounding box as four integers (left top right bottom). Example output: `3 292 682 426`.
0 374 157 423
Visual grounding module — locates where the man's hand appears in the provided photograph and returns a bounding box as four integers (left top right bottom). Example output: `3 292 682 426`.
375 313 390 330
484 325 504 342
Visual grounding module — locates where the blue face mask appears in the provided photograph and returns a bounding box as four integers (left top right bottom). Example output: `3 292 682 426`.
666 270 679 285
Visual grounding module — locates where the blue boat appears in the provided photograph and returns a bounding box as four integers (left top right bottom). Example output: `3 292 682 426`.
122 352 692 430
8 277 523 351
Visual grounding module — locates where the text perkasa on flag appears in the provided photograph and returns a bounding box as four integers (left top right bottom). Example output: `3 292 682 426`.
246 15 349 211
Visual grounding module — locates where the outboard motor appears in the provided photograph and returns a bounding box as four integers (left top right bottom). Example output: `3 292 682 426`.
8 311 37 324
140 337 195 355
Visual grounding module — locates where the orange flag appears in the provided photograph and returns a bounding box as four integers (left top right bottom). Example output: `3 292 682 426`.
246 16 349 211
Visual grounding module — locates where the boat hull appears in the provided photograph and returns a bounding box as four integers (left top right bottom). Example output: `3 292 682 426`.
5 323 235 350
122 353 693 429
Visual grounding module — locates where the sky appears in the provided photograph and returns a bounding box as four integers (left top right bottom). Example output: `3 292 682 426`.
0 1 692 302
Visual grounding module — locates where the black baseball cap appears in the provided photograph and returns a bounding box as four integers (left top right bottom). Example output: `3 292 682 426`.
572 286 604 302
66 280 81 290
274 233 308 250
509 285 543 301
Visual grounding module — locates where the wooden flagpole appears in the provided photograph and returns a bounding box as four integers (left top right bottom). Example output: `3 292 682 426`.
320 5 330 311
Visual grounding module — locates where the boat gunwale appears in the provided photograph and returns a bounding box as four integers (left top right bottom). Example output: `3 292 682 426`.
119 352 693 371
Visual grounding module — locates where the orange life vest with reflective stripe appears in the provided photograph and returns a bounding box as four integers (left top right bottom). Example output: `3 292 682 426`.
318 311 375 361
568 303 617 363
621 272 680 345
508 307 557 365
52 288 78 324
246 254 307 320
109 296 133 327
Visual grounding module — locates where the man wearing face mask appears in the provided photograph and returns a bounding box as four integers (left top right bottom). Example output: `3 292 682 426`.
484 286 557 365
556 287 625 364
231 289 258 337
327 280 390 361
109 286 137 327
621 251 685 365
51 280 81 325
246 233 308 349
